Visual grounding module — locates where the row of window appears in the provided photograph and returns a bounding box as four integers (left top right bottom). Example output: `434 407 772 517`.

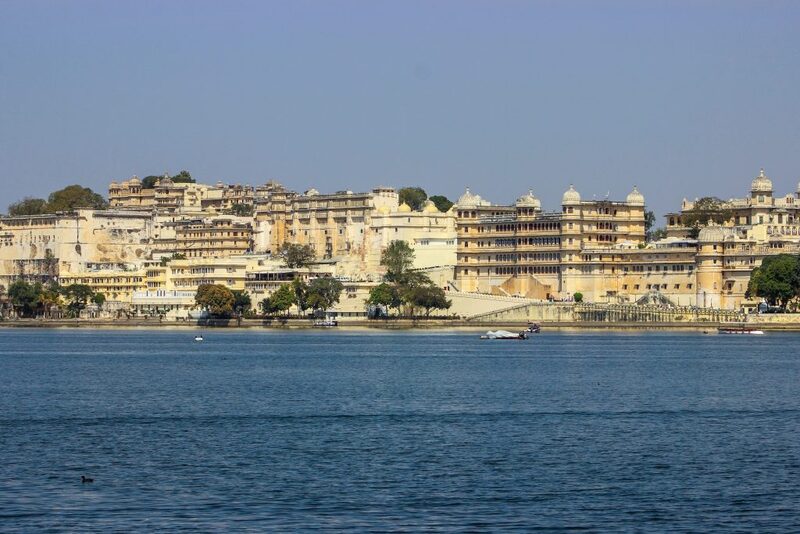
622 283 694 291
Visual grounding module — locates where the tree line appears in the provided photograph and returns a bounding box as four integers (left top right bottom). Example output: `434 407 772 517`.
0 280 106 318
397 187 453 212
7 185 109 216
192 240 452 319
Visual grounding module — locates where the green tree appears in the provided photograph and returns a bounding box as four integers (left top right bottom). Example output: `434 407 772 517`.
307 277 344 312
746 254 800 308
262 283 296 316
573 292 584 303
160 252 187 266
8 197 48 216
398 187 427 211
381 240 432 288
428 195 453 212
195 284 235 317
47 185 108 212
366 283 402 315
292 278 310 313
8 280 43 317
644 210 668 242
63 284 94 317
229 203 254 217
279 243 316 268
40 282 63 317
649 228 667 241
381 240 415 283
172 170 194 183
403 285 451 316
92 292 106 309
141 175 161 189
231 290 252 314
682 197 733 238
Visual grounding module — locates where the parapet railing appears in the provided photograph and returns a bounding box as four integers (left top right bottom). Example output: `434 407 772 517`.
573 303 743 323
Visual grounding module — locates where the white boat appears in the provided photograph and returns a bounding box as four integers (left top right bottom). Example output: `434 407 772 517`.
194 335 204 342
718 327 764 335
313 319 338 327
480 330 529 340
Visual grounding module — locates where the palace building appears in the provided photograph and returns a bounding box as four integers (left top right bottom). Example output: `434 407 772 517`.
454 185 647 300
666 169 800 237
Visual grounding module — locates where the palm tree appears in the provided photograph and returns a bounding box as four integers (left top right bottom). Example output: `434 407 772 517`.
40 286 62 319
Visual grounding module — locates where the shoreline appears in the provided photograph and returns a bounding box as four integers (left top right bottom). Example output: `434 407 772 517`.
2 318 800 331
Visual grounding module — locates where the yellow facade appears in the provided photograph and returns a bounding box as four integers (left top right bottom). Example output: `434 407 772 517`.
58 270 147 303
666 169 800 237
455 185 646 299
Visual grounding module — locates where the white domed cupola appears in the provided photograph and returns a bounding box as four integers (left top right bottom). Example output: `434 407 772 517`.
456 187 479 207
750 168 773 194
562 184 581 204
626 185 645 206
515 189 541 209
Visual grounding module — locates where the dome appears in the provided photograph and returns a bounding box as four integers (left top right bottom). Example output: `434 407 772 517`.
456 187 479 207
515 189 541 209
128 175 141 185
626 186 645 205
377 205 391 215
751 168 773 193
422 199 440 213
304 188 319 196
398 202 412 213
562 184 581 204
110 181 118 187
697 225 728 244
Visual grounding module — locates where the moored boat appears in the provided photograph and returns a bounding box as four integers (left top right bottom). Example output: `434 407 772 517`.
718 326 764 335
480 330 529 340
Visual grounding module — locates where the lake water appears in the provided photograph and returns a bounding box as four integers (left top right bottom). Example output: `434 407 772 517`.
1 328 799 532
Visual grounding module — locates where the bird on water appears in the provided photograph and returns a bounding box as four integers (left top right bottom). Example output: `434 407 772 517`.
81 476 94 483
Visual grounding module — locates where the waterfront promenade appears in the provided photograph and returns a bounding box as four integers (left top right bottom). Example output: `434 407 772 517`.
3 314 800 331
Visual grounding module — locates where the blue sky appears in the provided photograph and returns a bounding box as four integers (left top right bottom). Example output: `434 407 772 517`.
1 0 799 219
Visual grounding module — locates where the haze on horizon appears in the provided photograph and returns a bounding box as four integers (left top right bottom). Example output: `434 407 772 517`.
1 0 799 220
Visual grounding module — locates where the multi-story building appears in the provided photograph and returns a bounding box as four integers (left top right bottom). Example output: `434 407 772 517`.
283 187 398 260
59 269 147 305
693 224 800 309
172 217 253 258
200 183 255 213
143 256 252 293
341 199 457 275
0 209 152 288
666 169 800 237
110 175 248 214
253 181 297 254
455 185 646 299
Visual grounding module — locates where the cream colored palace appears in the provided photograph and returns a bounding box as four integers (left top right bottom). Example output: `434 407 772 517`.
1 169 798 317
